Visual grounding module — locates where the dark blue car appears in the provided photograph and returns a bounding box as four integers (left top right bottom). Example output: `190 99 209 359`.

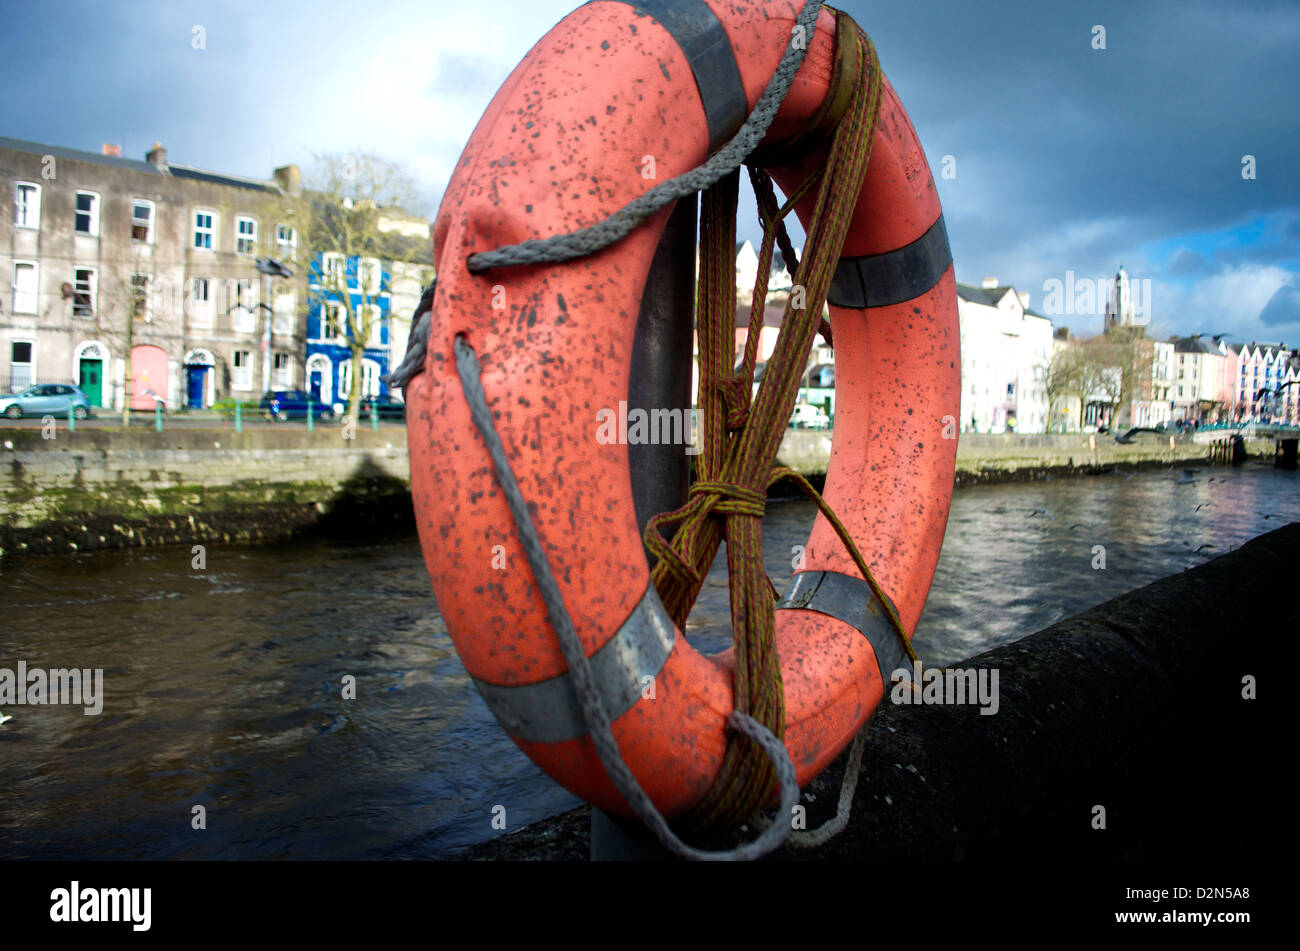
260 389 335 421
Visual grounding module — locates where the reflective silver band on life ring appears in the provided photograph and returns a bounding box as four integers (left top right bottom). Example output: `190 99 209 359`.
470 582 677 744
775 570 909 679
827 215 952 310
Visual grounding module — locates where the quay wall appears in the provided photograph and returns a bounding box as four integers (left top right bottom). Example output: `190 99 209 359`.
0 425 1276 556
0 427 410 556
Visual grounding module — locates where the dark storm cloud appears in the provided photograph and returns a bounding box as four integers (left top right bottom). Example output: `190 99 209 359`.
1 0 1296 337
834 0 1300 333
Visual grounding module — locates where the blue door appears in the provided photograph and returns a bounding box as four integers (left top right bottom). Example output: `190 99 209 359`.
309 366 325 402
186 365 208 409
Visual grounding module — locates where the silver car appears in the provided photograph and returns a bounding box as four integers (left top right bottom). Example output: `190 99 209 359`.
0 383 93 419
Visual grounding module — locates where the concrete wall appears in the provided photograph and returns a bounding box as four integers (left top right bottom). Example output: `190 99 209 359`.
0 427 410 555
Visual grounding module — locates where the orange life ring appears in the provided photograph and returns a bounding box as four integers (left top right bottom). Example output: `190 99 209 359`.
406 0 959 819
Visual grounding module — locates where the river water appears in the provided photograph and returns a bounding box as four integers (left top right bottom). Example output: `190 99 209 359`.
1 464 1296 859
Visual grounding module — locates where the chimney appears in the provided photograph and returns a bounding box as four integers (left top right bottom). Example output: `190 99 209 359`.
982 277 999 289
101 143 121 157
274 164 302 198
146 141 167 170
1017 291 1030 309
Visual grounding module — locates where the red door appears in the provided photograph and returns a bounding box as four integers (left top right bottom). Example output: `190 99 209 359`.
130 345 169 411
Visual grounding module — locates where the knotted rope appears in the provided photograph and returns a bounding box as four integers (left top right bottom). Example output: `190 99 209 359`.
394 2 917 857
643 17 889 835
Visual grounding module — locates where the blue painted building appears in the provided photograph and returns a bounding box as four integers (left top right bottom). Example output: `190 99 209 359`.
305 252 391 409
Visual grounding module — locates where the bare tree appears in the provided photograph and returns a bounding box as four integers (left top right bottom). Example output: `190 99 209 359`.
285 154 433 425
96 246 158 426
1085 326 1151 429
1043 345 1089 432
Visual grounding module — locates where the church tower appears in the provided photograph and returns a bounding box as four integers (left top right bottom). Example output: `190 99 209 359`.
1104 265 1137 332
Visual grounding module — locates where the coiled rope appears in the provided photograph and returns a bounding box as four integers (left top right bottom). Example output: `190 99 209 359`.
393 1 915 858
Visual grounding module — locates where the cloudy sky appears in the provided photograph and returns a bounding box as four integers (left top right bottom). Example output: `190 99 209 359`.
3 0 1297 343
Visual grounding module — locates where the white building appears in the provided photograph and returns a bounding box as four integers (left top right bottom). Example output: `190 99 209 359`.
1133 340 1175 428
957 279 1053 433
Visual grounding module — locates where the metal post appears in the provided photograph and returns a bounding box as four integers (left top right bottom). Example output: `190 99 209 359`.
155 401 163 432
590 195 697 861
68 404 75 433
307 397 314 433
235 401 242 434
371 399 379 432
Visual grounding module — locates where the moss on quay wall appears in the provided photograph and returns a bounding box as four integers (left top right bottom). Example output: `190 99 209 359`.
0 475 413 557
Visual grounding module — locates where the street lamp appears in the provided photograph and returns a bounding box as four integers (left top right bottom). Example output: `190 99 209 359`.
255 257 293 394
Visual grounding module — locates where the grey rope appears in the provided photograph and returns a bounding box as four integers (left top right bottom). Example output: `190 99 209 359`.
388 0 821 391
751 718 869 847
465 0 811 272
383 281 435 389
466 0 821 274
455 335 798 861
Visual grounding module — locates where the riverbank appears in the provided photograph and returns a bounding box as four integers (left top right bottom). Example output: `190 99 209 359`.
0 426 1278 556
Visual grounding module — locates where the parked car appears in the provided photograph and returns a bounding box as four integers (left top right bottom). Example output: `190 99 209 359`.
358 397 407 421
790 402 830 429
259 389 335 421
1 383 92 419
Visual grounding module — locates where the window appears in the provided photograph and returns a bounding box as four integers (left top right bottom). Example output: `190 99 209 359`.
361 360 380 398
234 279 255 309
338 360 353 402
13 182 40 229
358 257 383 295
73 268 96 318
75 191 100 235
320 252 345 288
10 342 33 391
276 224 297 257
273 353 291 389
273 289 296 335
232 280 256 333
232 350 252 390
13 261 38 313
236 216 257 255
131 274 151 321
190 278 213 327
321 302 343 340
193 209 216 250
131 200 155 242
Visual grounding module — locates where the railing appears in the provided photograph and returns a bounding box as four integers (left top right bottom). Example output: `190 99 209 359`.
5 374 76 393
